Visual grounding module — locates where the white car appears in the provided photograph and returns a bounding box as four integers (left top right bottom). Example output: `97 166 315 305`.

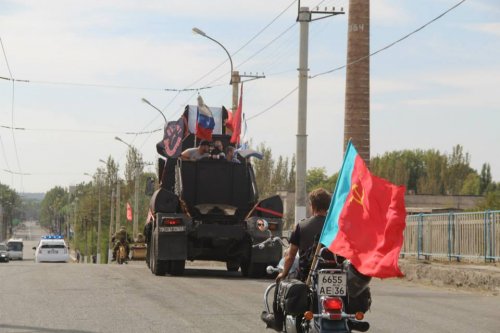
33 236 70 263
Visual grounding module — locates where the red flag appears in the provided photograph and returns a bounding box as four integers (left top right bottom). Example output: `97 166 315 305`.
230 84 243 144
126 202 133 222
321 142 407 278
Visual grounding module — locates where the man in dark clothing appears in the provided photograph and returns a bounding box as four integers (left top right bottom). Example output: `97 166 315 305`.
261 188 331 331
276 188 331 283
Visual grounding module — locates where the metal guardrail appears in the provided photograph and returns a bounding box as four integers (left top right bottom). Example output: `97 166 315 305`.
402 210 499 262
283 210 499 262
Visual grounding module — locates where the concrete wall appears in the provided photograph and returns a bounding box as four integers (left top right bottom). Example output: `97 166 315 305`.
405 194 484 213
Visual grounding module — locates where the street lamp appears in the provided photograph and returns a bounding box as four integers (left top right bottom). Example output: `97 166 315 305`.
114 136 132 148
141 98 167 123
192 27 233 84
192 27 241 112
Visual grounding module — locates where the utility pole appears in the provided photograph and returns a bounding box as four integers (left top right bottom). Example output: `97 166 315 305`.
115 180 121 234
295 3 344 223
97 173 102 264
108 187 115 263
231 71 240 112
295 6 311 224
133 165 139 239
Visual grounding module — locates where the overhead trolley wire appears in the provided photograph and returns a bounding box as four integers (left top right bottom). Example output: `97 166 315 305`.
310 0 467 79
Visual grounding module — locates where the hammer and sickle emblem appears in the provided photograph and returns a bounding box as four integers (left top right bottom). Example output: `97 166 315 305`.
349 183 365 207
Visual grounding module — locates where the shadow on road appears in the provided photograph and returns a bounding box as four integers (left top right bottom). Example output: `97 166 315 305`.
168 266 274 282
0 324 96 333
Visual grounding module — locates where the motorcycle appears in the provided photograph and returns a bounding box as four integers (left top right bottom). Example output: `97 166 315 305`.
116 241 128 265
260 236 371 333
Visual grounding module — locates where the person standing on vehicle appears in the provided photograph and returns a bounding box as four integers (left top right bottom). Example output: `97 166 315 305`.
276 188 331 283
181 140 210 161
209 140 226 159
225 146 240 163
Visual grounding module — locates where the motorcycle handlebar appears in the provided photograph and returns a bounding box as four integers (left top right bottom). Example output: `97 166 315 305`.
252 237 286 249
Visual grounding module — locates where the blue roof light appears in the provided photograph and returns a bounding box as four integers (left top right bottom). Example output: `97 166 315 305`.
41 235 64 239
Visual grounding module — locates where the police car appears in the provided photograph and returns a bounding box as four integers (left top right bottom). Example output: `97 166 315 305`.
33 235 70 263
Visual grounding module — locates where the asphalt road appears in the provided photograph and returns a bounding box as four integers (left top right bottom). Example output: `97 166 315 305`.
0 224 498 333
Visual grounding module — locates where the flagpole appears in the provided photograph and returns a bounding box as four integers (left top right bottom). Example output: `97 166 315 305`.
306 242 322 286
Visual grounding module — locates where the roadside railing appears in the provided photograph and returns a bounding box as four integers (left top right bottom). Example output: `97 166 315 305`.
283 210 499 262
402 210 499 262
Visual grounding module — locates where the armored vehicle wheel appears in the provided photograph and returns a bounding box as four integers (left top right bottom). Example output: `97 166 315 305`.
155 260 169 276
169 260 185 276
226 260 239 272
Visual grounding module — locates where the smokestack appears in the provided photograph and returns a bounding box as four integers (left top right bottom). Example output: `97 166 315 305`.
344 0 370 166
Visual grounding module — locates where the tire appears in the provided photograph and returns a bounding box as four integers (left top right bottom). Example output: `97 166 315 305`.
241 258 250 277
155 260 168 276
150 254 156 273
169 260 185 276
226 260 239 272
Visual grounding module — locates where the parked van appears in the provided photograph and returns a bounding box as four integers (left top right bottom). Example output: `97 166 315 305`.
7 238 23 260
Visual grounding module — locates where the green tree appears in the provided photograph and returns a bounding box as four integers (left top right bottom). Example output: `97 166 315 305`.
478 188 500 210
460 173 480 195
417 150 447 194
445 145 474 195
307 167 328 192
0 183 21 238
479 163 492 194
252 143 274 197
40 187 68 232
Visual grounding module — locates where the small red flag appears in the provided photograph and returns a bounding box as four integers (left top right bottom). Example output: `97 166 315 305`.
230 83 243 144
126 202 133 222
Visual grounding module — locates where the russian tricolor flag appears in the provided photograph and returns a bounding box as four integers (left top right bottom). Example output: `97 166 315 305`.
196 95 215 141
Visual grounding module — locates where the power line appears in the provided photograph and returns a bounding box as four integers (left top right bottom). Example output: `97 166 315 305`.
0 124 161 135
183 0 298 90
247 86 298 121
247 0 468 121
1 36 23 191
0 76 221 92
310 0 467 79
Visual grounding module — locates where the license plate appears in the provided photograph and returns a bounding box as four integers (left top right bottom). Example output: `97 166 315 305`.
47 249 58 254
318 272 347 296
159 226 185 233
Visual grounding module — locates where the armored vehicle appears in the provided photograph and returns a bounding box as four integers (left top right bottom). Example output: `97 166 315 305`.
146 133 284 277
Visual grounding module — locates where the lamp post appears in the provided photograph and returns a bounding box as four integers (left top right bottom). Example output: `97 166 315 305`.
192 27 241 112
141 98 167 124
115 136 140 239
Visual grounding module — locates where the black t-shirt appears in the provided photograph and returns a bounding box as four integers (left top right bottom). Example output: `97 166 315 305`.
289 215 326 258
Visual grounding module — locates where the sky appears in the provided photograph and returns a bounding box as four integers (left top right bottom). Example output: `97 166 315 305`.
0 0 499 193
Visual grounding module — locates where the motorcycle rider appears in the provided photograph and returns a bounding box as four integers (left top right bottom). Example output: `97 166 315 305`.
112 226 133 261
265 187 371 332
276 188 331 283
262 188 331 331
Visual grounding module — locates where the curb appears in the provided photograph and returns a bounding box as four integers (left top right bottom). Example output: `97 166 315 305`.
399 259 500 294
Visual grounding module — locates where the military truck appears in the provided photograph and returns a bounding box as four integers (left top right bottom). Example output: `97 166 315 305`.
145 133 283 277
